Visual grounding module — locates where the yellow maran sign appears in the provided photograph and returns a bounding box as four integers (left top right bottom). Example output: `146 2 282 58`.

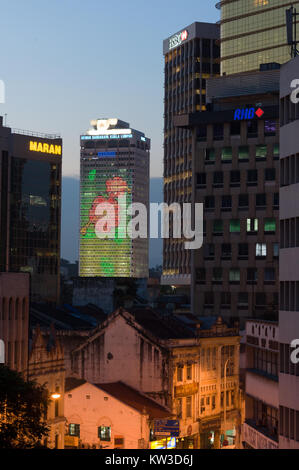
29 141 62 156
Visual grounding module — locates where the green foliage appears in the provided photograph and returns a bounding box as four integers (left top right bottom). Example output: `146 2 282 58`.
0 365 50 449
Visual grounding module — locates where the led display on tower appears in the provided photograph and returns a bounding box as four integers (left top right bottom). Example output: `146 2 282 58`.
79 119 150 279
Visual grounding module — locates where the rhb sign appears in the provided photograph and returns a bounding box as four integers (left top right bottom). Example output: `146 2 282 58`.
234 107 264 121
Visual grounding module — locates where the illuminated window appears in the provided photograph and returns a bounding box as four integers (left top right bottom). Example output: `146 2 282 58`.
69 424 80 437
98 426 111 442
256 243 267 258
230 219 240 233
264 218 276 233
229 269 240 283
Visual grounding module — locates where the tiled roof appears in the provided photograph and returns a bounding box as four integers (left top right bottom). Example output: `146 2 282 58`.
65 377 87 392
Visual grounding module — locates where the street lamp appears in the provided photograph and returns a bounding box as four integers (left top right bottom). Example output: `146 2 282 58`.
51 393 61 400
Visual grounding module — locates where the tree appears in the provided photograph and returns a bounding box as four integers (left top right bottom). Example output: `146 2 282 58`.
0 365 49 449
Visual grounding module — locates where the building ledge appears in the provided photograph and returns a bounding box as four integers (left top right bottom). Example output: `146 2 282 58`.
247 368 278 382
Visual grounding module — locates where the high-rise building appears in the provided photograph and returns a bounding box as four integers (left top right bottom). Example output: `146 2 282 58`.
279 55 299 449
0 117 62 303
174 68 280 326
79 119 150 279
162 22 220 291
218 0 299 76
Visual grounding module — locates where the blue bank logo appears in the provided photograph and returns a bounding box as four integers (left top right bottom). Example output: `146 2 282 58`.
234 107 264 121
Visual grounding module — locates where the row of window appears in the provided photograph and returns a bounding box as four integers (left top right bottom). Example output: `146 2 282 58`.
197 267 277 284
202 292 278 308
203 242 278 259
198 169 278 188
251 348 279 378
280 154 299 187
280 218 299 249
280 282 299 312
280 407 299 442
69 424 112 442
204 219 277 236
197 122 278 142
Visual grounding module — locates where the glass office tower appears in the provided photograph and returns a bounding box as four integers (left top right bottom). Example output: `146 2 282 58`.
0 118 62 304
218 0 299 75
79 119 150 279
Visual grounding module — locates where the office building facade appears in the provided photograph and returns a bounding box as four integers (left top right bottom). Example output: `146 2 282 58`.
174 69 280 325
279 55 299 449
0 117 62 303
162 22 220 289
217 0 299 76
79 119 150 279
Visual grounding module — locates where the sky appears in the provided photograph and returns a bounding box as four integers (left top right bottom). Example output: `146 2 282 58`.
0 0 219 179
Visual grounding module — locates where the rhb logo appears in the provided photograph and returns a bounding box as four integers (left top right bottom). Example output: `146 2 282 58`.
234 107 264 121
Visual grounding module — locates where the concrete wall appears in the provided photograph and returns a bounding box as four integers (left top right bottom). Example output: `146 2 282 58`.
64 382 149 449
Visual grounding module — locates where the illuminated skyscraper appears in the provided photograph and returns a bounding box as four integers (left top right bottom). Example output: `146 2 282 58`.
218 0 299 76
79 119 150 279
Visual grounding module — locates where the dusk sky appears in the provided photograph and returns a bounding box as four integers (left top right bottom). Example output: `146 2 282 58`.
0 0 219 179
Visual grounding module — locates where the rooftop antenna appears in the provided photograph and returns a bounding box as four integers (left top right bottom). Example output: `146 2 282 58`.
286 6 299 57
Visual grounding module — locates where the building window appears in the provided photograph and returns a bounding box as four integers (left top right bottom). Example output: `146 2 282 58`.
213 123 224 141
273 243 279 258
177 398 183 419
177 365 183 382
197 173 206 188
247 268 258 283
238 243 248 259
213 171 223 187
69 424 80 437
256 193 266 208
239 194 249 209
221 292 231 308
238 293 248 308
264 120 276 136
213 220 223 235
204 292 214 307
222 195 232 210
213 268 223 283
256 144 267 160
204 244 215 260
222 147 232 162
265 168 276 182
247 169 258 185
222 244 231 259
230 170 240 186
239 145 249 161
205 148 215 163
264 268 275 283
205 196 215 211
186 397 192 418
273 193 279 209
98 426 111 442
231 121 241 136
196 268 206 284
230 219 240 233
247 218 258 233
264 218 276 233
229 269 240 283
248 120 258 138
256 243 267 258
186 365 192 380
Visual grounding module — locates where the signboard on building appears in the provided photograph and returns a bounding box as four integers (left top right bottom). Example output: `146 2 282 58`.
150 438 177 450
154 420 180 437
175 382 199 398
169 30 188 50
64 435 79 448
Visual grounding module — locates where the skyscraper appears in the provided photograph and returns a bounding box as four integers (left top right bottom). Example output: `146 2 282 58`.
162 22 220 291
79 119 150 279
174 68 280 325
0 117 62 304
218 0 299 76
